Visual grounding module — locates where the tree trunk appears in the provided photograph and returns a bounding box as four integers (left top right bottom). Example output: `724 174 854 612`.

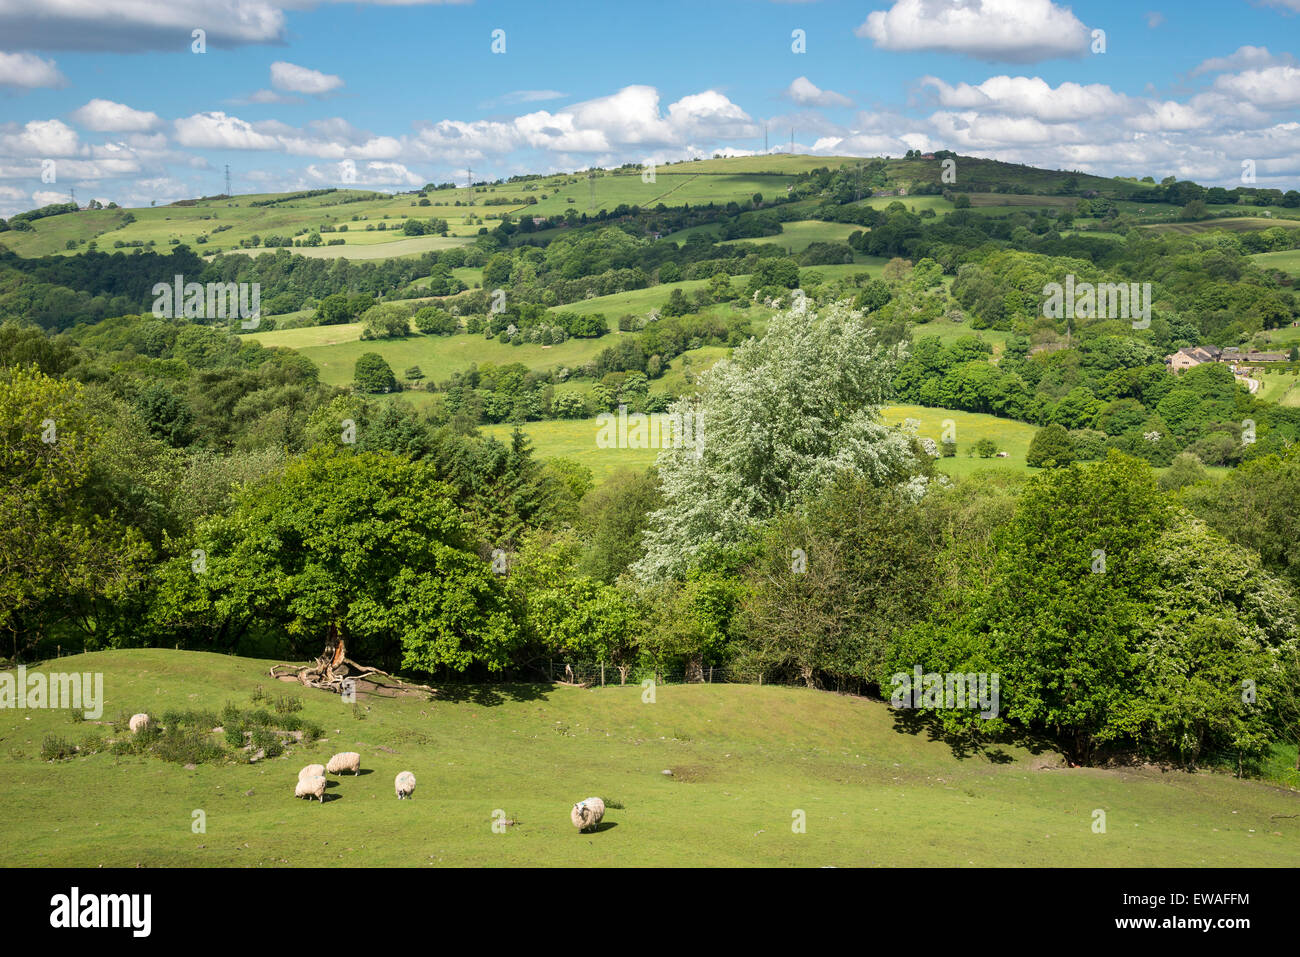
269 621 433 696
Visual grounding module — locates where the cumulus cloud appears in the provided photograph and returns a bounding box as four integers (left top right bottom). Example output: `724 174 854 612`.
919 75 1130 121
0 0 469 53
0 51 65 88
1192 46 1294 77
270 61 343 95
784 77 853 107
70 99 162 132
174 112 281 150
0 119 80 156
857 0 1091 63
1212 66 1300 110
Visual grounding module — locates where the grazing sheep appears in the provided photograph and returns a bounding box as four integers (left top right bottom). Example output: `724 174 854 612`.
128 713 151 734
326 751 361 776
298 764 326 781
570 796 606 832
295 774 326 803
394 771 416 800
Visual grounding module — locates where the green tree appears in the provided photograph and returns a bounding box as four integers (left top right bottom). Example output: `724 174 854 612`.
633 302 923 583
354 353 398 393
1026 423 1074 468
154 450 519 673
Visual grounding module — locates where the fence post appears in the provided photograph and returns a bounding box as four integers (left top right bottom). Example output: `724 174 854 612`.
549 660 553 682
759 672 763 686
708 665 713 683
600 663 605 687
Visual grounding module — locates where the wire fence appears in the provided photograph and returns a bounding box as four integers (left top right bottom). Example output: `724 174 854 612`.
544 660 831 690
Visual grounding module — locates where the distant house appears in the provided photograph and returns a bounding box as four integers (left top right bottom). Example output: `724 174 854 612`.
1166 345 1220 371
1221 348 1288 366
920 153 935 160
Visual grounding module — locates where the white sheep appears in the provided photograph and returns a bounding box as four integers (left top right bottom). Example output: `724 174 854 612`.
394 771 416 800
295 774 326 803
128 713 151 734
570 796 606 832
326 751 361 776
298 764 326 781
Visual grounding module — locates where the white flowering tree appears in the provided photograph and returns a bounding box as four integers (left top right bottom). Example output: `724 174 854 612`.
631 301 921 583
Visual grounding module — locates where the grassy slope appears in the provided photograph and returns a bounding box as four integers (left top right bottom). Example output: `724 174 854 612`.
3 649 1295 867
480 403 1035 482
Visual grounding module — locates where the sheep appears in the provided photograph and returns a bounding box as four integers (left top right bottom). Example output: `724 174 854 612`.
128 713 151 734
295 774 326 803
394 771 416 800
298 764 326 781
326 751 361 776
570 796 606 832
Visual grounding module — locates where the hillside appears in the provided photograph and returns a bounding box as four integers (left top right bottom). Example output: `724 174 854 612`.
3 649 1296 867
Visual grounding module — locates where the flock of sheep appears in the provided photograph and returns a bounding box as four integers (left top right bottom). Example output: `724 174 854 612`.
129 712 608 832
293 749 607 832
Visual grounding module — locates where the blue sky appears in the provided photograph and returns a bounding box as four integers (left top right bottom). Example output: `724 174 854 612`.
0 0 1297 215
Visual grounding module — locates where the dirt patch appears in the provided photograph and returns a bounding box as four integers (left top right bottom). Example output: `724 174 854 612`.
666 765 711 783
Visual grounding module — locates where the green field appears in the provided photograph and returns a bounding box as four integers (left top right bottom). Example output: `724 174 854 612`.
1253 249 1300 276
882 404 1037 477
475 402 1036 482
4 648 1295 867
1141 217 1300 235
1254 370 1300 406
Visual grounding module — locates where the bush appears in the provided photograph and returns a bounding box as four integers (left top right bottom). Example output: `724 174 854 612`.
250 728 283 759
41 735 76 761
414 306 457 335
975 437 998 458
355 353 398 393
273 694 302 715
153 727 225 765
1026 424 1074 468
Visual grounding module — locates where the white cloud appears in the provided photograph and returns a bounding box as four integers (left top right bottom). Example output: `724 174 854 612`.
0 119 80 156
304 159 422 187
497 90 567 105
919 75 1129 121
1192 45 1292 76
784 77 853 107
270 61 344 95
1213 66 1300 110
70 99 162 132
0 51 64 87
173 112 281 150
857 0 1091 63
1145 11 1164 28
0 0 470 53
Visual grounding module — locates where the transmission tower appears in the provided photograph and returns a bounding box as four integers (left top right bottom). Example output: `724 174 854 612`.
588 169 595 209
467 166 473 206
224 164 232 198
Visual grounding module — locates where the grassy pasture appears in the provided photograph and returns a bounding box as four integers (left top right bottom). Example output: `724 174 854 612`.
3 648 1295 867
1252 250 1300 276
1141 217 1300 235
881 404 1037 478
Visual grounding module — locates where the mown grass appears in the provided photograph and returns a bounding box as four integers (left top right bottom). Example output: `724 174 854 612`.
2 649 1295 867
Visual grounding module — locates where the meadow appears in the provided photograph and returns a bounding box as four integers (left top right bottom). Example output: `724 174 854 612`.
3 649 1295 867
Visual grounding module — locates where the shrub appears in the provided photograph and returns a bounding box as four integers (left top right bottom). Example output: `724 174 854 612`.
41 735 76 761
